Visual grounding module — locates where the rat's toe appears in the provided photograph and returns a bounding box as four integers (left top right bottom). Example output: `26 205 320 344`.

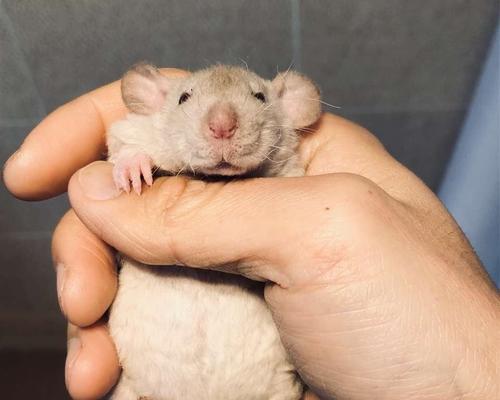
130 165 142 195
114 166 131 193
140 159 153 186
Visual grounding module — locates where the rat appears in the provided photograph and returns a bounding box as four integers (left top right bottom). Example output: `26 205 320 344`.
107 63 321 400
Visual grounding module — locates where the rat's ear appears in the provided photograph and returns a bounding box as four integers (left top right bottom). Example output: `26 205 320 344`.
121 63 171 115
271 71 321 129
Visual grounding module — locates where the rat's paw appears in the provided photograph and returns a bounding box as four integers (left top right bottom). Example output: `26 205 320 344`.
112 153 153 195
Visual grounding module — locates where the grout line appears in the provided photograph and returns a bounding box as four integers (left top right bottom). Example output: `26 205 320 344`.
0 0 47 117
290 0 302 71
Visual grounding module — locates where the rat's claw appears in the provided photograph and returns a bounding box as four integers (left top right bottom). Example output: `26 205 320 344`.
140 158 153 186
120 170 131 194
112 152 153 195
130 165 142 195
113 165 130 193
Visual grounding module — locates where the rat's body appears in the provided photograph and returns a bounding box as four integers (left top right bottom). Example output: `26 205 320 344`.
107 64 321 400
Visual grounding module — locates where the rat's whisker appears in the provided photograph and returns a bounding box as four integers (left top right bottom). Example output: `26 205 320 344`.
269 144 289 152
187 154 195 175
282 95 341 110
239 58 249 71
262 153 295 165
251 101 275 119
266 124 317 134
176 164 186 177
182 107 195 121
151 165 162 177
280 60 294 80
261 142 296 164
307 98 341 109
270 122 317 131
299 127 318 133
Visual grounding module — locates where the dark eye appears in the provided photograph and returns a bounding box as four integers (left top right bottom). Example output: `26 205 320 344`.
178 92 191 105
253 92 266 102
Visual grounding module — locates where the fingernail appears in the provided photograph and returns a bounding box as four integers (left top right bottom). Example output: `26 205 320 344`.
65 336 82 385
56 263 67 317
78 162 121 200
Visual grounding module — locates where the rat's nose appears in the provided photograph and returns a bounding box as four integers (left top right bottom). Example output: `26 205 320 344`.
207 104 238 139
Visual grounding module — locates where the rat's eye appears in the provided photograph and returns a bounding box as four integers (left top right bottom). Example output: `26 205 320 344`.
178 92 191 105
253 92 266 102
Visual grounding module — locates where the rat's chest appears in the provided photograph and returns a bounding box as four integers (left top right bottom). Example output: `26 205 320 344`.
109 258 302 400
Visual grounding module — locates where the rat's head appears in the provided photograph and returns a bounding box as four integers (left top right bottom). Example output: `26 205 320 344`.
121 63 320 176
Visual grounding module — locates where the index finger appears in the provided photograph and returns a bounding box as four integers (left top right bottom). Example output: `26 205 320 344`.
2 68 187 200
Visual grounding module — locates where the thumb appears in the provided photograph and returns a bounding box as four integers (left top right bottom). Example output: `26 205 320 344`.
68 161 343 287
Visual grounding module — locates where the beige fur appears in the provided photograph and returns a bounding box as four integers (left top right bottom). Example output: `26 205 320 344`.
107 65 321 399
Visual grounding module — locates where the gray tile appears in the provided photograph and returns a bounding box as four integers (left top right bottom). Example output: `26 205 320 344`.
4 0 293 111
339 109 464 191
0 235 66 349
301 0 498 112
0 3 45 120
0 126 69 234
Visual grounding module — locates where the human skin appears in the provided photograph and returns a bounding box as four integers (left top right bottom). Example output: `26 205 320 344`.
3 69 499 400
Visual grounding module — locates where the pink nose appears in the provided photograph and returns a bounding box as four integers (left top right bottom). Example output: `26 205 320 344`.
207 105 238 139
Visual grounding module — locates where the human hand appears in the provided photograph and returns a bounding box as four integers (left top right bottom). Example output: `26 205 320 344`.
4 72 499 400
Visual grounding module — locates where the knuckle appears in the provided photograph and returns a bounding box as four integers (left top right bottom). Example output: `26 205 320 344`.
320 174 398 239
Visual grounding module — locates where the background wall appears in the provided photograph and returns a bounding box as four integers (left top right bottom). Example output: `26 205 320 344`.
439 26 499 284
0 1 498 398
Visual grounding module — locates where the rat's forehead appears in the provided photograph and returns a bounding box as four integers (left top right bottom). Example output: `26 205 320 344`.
183 66 267 93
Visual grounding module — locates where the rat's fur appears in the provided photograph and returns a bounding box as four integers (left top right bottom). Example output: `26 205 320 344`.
107 64 321 399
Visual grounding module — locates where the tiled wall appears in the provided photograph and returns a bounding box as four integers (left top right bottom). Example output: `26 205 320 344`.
0 0 498 351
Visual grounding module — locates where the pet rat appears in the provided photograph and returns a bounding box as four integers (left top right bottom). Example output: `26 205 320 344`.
107 63 321 400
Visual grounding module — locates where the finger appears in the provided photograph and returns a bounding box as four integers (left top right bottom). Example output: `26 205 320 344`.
52 210 117 327
299 113 436 208
68 161 373 287
299 113 387 177
66 322 120 400
3 68 188 200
